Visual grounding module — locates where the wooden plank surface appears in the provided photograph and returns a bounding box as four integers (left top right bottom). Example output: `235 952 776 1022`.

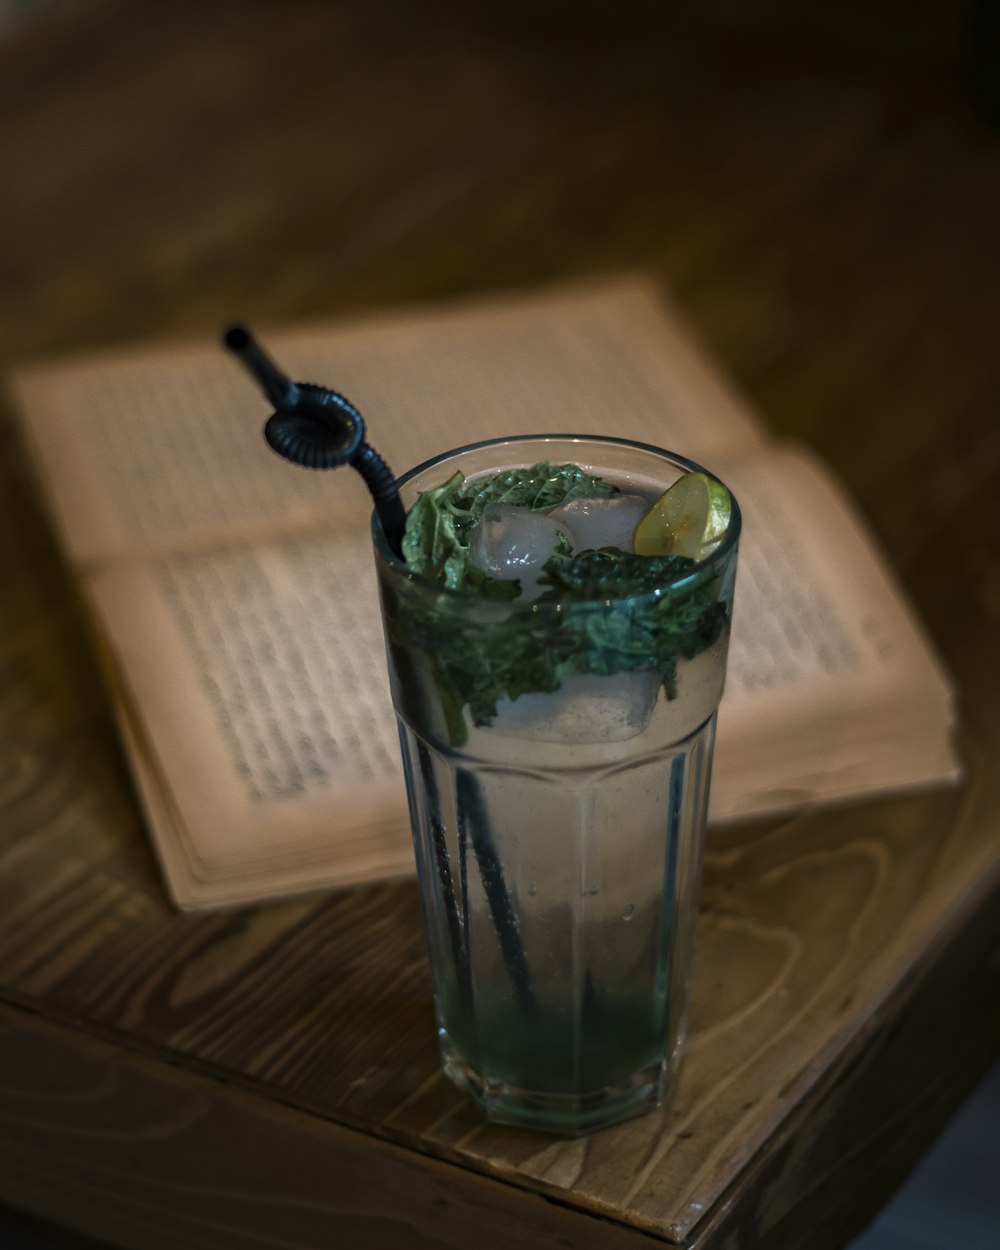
4 878 998 1250
1 1 999 1246
0 1004 658 1250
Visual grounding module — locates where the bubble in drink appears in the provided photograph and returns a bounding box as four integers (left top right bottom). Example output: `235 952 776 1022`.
491 671 662 743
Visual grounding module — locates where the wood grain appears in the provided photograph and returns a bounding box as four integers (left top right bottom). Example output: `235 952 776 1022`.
1 1 998 1246
0 1004 656 1250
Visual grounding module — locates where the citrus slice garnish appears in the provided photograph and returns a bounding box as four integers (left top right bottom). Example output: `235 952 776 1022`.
633 471 732 559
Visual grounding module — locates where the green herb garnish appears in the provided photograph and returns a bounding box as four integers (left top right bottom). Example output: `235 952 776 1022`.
536 548 729 700
389 464 731 743
401 461 616 593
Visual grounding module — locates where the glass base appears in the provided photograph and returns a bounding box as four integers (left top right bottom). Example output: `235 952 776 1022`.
440 1033 671 1135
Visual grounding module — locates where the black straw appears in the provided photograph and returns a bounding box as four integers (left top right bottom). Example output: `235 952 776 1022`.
223 323 535 1014
223 326 299 410
223 325 406 556
457 771 536 1015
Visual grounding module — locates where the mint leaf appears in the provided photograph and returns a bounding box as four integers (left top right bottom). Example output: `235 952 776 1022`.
400 469 468 591
390 545 729 740
538 548 729 699
400 462 616 593
391 462 730 743
456 461 618 515
537 547 696 600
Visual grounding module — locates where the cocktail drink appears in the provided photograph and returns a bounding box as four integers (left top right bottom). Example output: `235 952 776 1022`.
225 328 739 1135
225 333 738 1134
373 435 740 1135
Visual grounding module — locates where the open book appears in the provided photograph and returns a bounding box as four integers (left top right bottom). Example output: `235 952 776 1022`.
8 279 960 909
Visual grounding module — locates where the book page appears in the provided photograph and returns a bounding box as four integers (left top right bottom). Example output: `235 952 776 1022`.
708 444 959 819
85 440 960 897
86 526 409 877
9 279 960 905
9 276 765 567
96 640 411 909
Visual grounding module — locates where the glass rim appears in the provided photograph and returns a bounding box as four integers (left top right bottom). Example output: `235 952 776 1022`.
372 432 741 604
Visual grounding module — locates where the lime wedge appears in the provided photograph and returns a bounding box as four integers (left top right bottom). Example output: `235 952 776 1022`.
633 471 732 559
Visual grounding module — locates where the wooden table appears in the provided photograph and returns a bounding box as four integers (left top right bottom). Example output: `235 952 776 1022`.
1 3 998 1247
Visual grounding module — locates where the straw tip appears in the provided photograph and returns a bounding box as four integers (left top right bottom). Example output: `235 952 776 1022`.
223 325 250 353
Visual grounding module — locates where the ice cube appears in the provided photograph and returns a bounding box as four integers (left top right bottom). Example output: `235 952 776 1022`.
469 504 569 595
549 494 649 553
491 671 661 743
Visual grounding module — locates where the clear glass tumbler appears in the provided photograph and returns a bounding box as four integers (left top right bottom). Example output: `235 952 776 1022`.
373 435 740 1134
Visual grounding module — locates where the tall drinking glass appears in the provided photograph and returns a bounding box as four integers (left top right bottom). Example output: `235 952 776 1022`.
373 435 740 1135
